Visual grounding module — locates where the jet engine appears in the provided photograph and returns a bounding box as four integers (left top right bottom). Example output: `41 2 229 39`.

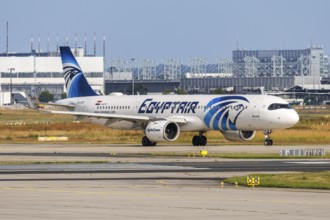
145 120 180 142
221 130 256 141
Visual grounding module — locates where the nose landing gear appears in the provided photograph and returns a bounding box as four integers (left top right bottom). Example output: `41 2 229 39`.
264 130 273 146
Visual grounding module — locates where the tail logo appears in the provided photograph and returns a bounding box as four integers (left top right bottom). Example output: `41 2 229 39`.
60 46 97 98
63 66 81 91
203 96 249 130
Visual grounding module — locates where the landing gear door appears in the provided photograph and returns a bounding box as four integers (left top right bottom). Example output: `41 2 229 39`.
252 98 262 118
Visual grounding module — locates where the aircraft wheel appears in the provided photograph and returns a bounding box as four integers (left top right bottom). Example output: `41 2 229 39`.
264 139 273 146
192 135 207 146
142 136 151 146
192 136 200 146
200 135 207 146
263 130 273 146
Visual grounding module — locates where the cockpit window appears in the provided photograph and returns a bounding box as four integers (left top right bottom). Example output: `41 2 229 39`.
268 103 291 110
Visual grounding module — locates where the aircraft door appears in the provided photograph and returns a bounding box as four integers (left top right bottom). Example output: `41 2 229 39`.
133 101 139 114
252 98 262 117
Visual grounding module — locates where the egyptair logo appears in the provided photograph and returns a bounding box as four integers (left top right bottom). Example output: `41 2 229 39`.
63 65 81 90
203 96 249 130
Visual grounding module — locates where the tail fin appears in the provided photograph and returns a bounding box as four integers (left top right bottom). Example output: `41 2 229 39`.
60 46 98 98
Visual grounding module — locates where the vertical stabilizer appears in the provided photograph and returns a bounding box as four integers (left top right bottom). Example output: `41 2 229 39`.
60 46 97 98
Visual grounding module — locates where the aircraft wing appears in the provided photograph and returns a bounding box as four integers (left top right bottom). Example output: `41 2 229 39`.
48 110 187 124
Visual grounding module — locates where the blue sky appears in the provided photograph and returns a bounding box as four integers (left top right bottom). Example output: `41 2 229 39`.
1 0 329 61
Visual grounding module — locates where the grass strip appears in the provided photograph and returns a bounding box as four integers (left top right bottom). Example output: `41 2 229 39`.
1 109 330 145
225 172 330 190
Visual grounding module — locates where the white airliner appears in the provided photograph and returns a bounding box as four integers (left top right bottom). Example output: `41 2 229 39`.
48 46 299 146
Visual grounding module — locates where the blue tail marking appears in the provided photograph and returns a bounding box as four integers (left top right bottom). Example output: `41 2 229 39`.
60 46 98 98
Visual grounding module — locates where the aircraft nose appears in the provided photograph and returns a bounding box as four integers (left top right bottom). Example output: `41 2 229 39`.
287 111 299 126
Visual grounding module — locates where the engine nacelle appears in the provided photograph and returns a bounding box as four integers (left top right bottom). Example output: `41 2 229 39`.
221 130 256 141
145 120 180 142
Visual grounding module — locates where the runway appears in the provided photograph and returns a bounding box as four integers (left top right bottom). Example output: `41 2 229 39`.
0 144 329 219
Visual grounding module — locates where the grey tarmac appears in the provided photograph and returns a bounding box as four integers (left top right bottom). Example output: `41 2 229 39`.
0 143 329 220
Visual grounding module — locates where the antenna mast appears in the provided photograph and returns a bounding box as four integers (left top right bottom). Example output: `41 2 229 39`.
6 21 9 55
84 33 87 56
94 32 96 56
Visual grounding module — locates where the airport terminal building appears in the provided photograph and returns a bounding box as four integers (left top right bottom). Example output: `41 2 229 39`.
232 46 327 78
180 46 329 95
1 44 330 105
0 48 104 104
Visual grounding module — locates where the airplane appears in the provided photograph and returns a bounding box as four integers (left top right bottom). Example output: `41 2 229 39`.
46 46 299 146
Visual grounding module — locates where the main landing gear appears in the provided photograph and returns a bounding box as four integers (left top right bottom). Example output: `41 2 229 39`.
142 136 157 146
192 132 207 146
264 130 273 146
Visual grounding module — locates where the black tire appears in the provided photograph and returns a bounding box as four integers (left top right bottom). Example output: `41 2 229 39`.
192 136 200 146
151 142 157 146
264 139 273 146
264 140 269 146
142 136 150 146
200 135 207 146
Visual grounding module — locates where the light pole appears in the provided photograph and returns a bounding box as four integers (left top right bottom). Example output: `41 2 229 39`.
131 58 135 95
0 71 2 106
8 68 15 104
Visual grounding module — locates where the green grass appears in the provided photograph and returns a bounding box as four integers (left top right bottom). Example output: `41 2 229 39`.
225 172 330 190
1 108 330 145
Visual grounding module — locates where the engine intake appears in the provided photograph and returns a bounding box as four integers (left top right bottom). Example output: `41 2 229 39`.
222 130 256 141
146 120 180 142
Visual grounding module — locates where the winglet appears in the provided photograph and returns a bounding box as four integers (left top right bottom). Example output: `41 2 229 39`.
60 46 98 98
